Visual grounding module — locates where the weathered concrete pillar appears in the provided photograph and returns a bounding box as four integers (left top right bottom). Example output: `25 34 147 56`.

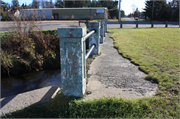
57 26 87 97
88 22 100 56
100 20 105 44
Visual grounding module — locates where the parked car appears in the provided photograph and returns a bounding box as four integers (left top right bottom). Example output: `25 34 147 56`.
135 17 138 20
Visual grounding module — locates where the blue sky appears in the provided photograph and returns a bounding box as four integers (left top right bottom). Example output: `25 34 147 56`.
4 0 173 15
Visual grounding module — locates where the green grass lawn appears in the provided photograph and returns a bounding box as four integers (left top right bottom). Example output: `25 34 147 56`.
108 27 179 117
108 18 124 21
2 28 179 118
109 28 179 84
129 17 146 21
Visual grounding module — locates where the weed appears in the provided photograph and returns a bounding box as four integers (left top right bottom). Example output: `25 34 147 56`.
1 11 60 77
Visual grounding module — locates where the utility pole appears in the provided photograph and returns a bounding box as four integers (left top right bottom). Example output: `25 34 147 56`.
63 0 65 8
118 0 121 22
179 1 180 27
152 1 154 20
90 0 91 18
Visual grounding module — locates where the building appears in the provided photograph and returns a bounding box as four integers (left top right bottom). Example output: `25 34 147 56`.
20 8 108 20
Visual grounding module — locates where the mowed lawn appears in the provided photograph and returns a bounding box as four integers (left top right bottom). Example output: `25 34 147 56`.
108 27 179 117
108 28 179 85
3 28 179 118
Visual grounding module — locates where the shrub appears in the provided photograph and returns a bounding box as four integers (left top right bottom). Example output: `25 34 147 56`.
1 11 60 77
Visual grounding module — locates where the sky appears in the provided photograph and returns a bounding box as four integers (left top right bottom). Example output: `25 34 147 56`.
4 0 173 15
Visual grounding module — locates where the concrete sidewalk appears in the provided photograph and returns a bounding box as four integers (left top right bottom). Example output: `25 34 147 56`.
84 33 158 100
0 86 61 116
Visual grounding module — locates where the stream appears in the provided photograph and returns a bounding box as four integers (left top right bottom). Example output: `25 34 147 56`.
1 70 62 98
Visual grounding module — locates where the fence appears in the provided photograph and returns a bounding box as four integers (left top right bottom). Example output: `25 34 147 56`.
57 20 107 97
107 21 179 28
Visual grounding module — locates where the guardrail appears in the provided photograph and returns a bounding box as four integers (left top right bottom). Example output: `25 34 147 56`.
107 21 179 28
57 20 106 97
84 30 96 60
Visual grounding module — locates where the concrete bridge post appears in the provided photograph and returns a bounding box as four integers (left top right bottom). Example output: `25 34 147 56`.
88 22 100 56
104 19 107 37
57 26 87 97
100 20 105 44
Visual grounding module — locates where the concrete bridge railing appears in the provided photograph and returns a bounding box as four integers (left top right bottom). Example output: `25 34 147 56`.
57 20 106 97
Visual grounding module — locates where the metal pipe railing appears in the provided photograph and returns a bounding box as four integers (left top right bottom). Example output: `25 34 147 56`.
84 30 95 41
85 44 96 60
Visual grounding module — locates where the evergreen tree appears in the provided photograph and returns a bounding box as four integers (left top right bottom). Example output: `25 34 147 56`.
169 0 179 21
143 1 174 21
12 0 19 7
85 0 90 7
11 0 19 13
75 1 86 7
99 0 118 19
91 0 96 7
99 0 118 10
24 3 27 9
1 0 7 20
45 0 49 8
32 0 39 8
21 3 25 9
133 8 140 18
65 1 75 8
49 0 54 8
41 0 46 8
54 0 63 8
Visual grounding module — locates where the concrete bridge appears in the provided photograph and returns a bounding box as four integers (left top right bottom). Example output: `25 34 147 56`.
0 20 158 117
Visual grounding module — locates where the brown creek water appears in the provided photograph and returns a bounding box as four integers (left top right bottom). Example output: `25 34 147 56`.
1 70 62 98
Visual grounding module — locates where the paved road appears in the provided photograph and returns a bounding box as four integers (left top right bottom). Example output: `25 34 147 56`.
85 33 158 100
0 22 86 31
123 17 136 21
0 20 179 31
